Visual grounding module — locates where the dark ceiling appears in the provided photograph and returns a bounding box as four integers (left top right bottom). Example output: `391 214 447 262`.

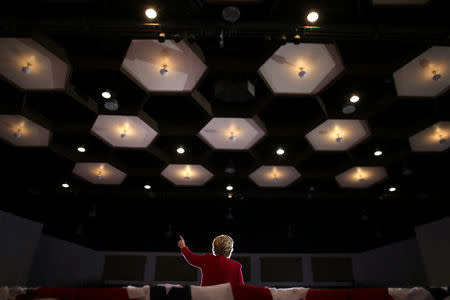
0 0 449 254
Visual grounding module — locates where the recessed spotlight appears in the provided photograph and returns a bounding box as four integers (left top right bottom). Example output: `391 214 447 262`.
293 34 301 45
144 184 151 190
177 146 185 154
389 187 396 192
160 64 168 76
62 183 69 188
22 63 32 74
104 98 119 111
374 150 382 156
280 34 287 45
227 193 233 199
298 67 307 78
342 104 356 114
101 90 111 99
77 146 86 153
145 8 157 19
307 11 319 23
276 148 285 156
226 185 233 191
349 95 360 103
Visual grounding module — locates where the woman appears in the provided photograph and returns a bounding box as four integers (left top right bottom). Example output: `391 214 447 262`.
177 234 244 286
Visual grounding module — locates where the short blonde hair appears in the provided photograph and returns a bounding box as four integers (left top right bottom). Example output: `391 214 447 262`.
212 235 234 257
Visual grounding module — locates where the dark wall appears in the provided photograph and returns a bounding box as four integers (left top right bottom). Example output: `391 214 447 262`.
0 211 42 285
27 235 105 287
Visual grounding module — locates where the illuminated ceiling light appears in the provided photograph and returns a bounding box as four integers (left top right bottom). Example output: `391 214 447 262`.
104 98 119 111
158 32 166 43
293 34 301 45
21 62 32 74
177 146 185 154
77 146 86 153
144 184 151 190
120 130 128 139
227 193 233 199
160 64 168 76
432 70 441 81
280 34 287 45
342 104 356 114
173 33 182 43
438 134 447 144
276 148 285 156
389 186 396 192
374 150 383 156
101 90 112 99
349 95 360 103
62 182 69 188
184 171 191 181
226 185 233 191
13 128 22 139
97 170 103 180
298 67 307 79
229 132 236 142
145 8 157 19
307 11 319 23
336 133 343 143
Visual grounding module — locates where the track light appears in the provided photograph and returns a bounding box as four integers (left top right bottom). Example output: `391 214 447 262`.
272 173 278 183
358 173 365 183
280 34 287 45
97 171 103 180
158 32 166 43
120 130 128 139
293 34 301 45
173 33 182 43
101 90 111 99
298 67 307 78
184 171 191 181
432 70 441 81
22 63 32 74
160 64 168 76
439 135 447 144
307 11 319 23
229 132 236 142
336 133 343 143
226 185 233 191
227 193 233 199
13 128 22 138
145 8 157 19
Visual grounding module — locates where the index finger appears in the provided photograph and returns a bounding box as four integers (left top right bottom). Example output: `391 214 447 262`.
179 235 184 240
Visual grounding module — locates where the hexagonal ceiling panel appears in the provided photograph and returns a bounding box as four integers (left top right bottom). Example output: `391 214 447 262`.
121 40 207 93
91 115 158 149
258 43 344 95
73 162 126 185
198 117 266 150
305 119 370 151
0 114 51 147
249 166 301 188
409 121 450 152
336 166 388 188
372 0 430 5
0 38 70 90
394 46 450 97
161 164 213 186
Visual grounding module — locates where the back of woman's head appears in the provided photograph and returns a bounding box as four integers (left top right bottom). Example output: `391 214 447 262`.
212 235 234 258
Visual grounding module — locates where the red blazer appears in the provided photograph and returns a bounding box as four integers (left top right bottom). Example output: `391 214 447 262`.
181 247 244 286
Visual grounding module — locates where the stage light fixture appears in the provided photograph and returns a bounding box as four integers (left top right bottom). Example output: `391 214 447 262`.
145 8 157 19
298 67 307 78
229 132 236 141
97 171 103 180
432 70 441 81
158 32 166 43
293 34 301 45
101 90 112 99
13 128 22 139
120 130 128 139
184 171 191 181
336 133 343 143
160 64 168 76
307 11 319 23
